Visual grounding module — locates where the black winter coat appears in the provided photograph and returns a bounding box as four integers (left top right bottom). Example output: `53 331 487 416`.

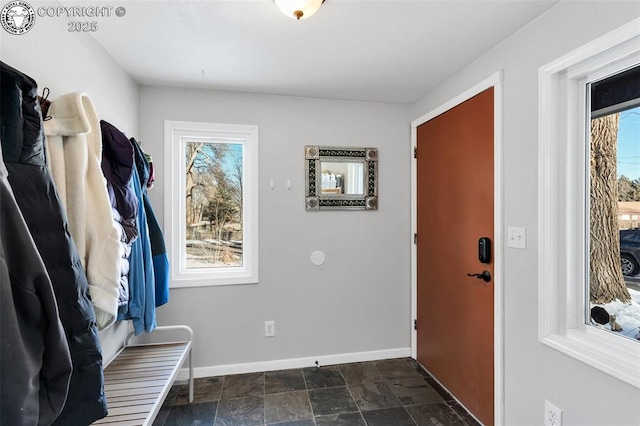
0 61 108 425
0 148 72 426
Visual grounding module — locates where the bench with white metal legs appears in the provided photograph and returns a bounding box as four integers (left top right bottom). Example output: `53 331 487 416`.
92 325 194 426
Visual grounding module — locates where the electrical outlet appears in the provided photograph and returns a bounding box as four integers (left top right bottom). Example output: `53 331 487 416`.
264 321 275 337
544 400 562 426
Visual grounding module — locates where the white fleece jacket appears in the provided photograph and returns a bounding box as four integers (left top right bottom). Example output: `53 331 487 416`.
44 92 122 330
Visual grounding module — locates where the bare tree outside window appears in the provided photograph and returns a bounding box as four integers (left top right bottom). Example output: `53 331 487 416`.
184 141 243 269
590 113 631 304
589 101 640 342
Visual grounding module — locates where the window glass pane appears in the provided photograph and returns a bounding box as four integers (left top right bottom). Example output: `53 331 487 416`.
588 65 640 342
184 141 243 269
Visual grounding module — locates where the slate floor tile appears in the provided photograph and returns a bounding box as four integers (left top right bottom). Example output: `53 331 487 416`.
164 401 217 426
152 385 180 426
174 377 224 405
349 381 402 411
390 378 444 406
406 403 468 426
166 384 180 403
267 419 316 426
264 390 313 424
338 362 384 386
303 366 346 389
406 358 431 378
374 359 423 381
308 386 358 416
360 406 417 426
214 395 264 426
153 405 171 426
154 386 180 425
265 369 307 394
221 372 264 399
153 358 480 426
448 401 481 425
422 376 455 402
315 412 366 425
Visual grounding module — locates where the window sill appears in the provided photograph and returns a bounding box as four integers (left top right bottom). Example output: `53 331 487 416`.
170 268 259 288
540 329 640 388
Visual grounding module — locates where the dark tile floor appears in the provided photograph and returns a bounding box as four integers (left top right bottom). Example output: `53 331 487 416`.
152 358 481 426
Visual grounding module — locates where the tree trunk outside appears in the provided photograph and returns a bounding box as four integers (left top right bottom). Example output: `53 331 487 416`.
185 143 203 227
590 113 632 304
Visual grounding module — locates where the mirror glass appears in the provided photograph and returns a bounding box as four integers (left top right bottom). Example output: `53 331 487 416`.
319 161 365 195
305 146 378 210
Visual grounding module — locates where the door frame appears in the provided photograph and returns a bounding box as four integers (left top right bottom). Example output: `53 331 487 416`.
410 71 504 425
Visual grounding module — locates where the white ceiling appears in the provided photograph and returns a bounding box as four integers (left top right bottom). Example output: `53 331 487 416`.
89 0 561 103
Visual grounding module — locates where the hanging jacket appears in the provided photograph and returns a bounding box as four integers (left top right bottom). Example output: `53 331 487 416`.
131 137 170 307
102 122 156 334
43 92 122 330
100 120 138 242
119 165 157 334
0 61 107 425
111 205 132 307
101 119 138 309
0 148 72 426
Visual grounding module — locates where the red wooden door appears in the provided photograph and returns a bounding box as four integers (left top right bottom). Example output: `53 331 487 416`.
416 87 494 425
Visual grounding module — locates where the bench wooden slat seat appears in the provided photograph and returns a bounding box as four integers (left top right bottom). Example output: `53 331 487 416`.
92 325 194 426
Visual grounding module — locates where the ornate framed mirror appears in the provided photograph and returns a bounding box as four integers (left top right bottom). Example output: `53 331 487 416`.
305 145 378 210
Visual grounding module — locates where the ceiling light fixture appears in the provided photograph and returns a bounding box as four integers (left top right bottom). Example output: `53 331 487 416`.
274 0 324 20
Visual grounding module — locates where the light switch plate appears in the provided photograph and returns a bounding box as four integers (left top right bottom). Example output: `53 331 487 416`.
507 226 526 249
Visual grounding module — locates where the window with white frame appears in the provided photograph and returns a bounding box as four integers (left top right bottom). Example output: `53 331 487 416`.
587 65 640 343
538 19 640 388
164 121 258 287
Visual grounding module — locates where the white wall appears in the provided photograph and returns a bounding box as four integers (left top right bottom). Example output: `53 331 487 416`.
411 2 640 425
140 87 412 369
1 3 140 362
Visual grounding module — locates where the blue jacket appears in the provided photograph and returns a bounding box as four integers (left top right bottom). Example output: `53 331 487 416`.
131 137 170 307
118 166 157 335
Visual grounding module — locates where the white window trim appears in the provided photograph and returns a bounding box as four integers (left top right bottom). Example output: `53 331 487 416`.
538 18 640 389
164 120 259 287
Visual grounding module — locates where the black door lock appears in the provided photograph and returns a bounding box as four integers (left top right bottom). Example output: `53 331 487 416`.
478 237 491 264
467 270 491 282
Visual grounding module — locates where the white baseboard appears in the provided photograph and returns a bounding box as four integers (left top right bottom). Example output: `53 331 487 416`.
175 347 412 381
